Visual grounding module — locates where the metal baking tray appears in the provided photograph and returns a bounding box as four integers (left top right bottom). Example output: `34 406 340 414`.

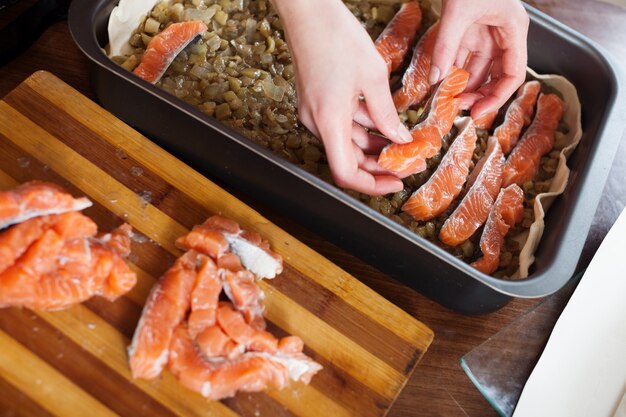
68 0 626 314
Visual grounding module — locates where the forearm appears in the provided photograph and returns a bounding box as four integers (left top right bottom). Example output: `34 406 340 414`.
269 0 354 48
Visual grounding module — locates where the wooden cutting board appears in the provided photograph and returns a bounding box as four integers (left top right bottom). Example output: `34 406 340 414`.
0 71 433 417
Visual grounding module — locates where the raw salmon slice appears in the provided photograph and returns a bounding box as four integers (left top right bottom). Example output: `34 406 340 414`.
203 215 241 235
96 222 133 258
471 184 525 274
473 110 497 130
494 81 541 154
0 216 54 274
95 224 137 299
168 324 322 400
187 254 221 337
0 212 96 274
26 239 134 310
128 250 199 379
0 229 65 307
402 117 477 221
0 211 134 310
133 20 208 83
2 237 95 310
375 1 423 75
502 93 565 187
195 325 244 359
392 22 438 111
219 253 266 330
379 67 469 177
190 255 220 311
439 136 505 246
175 224 230 258
0 181 92 230
188 309 217 339
216 302 278 353
277 336 304 354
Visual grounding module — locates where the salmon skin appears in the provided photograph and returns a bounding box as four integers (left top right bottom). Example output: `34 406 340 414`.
379 67 469 177
129 215 321 397
133 20 208 84
375 1 423 75
471 184 525 274
494 81 542 155
439 136 505 246
0 181 91 230
392 22 438 112
402 117 477 221
502 93 565 187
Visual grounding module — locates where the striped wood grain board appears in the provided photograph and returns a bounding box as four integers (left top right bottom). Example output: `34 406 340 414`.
0 71 434 417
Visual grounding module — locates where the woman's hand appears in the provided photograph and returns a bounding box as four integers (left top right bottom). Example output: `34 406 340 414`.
272 0 412 195
430 0 530 117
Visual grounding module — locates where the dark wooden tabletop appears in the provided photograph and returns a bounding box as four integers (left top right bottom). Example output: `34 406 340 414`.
1 1 625 416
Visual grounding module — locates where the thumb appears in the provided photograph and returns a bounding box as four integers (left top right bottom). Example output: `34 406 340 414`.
362 80 412 144
429 6 471 85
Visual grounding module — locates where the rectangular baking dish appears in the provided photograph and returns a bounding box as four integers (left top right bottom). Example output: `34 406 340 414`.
68 0 626 314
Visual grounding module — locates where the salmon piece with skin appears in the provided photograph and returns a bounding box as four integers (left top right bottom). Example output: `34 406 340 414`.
402 117 477 221
133 21 208 83
128 250 200 379
375 1 423 75
439 136 505 246
471 184 525 274
494 81 542 154
392 22 438 111
168 324 322 400
0 181 92 230
502 93 565 187
177 215 283 279
379 67 469 177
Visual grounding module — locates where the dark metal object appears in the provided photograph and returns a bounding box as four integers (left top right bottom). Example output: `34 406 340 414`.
67 0 626 314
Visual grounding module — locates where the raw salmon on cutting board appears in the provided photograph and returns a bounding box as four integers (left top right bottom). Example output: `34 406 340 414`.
0 71 433 417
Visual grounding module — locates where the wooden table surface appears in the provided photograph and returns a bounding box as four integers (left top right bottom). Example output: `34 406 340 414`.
1 1 625 416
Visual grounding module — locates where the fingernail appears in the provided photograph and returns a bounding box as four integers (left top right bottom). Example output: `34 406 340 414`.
397 122 413 143
428 65 440 85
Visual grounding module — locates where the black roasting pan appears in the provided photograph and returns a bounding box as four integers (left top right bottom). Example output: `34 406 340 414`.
68 0 626 314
